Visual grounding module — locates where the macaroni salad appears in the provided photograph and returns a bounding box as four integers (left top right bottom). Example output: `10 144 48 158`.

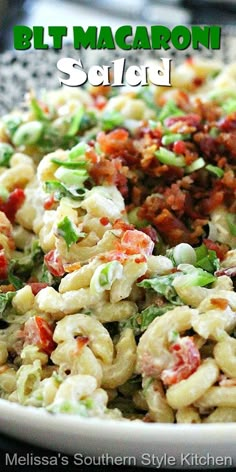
0 58 236 423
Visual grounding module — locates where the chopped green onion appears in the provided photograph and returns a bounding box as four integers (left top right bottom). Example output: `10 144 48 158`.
67 107 84 137
55 167 88 186
2 115 22 138
185 157 205 174
128 207 148 229
44 181 86 201
51 158 87 169
158 99 185 123
0 143 14 167
90 261 123 294
195 244 220 273
68 142 88 160
155 147 185 167
206 164 224 178
57 216 85 248
101 111 123 131
30 97 48 121
222 98 236 114
12 121 43 146
173 243 197 265
209 127 219 138
161 133 183 145
226 213 236 237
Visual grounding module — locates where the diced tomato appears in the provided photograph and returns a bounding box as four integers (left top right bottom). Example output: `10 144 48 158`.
112 219 134 232
76 336 89 352
140 225 158 244
27 282 49 295
0 250 8 280
173 140 186 155
44 250 65 277
0 188 25 223
100 217 110 226
23 316 56 355
43 194 55 210
93 95 107 110
100 250 129 264
161 336 200 386
203 239 228 261
120 229 154 256
63 262 81 273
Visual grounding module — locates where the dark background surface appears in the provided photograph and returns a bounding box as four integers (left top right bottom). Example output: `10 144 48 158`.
0 0 236 470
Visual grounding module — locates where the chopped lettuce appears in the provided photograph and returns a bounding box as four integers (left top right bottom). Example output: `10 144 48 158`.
226 213 236 237
101 111 123 131
138 273 183 305
0 292 16 318
120 304 174 335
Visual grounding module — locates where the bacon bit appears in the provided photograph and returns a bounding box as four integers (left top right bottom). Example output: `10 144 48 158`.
219 376 236 387
44 194 55 210
173 140 187 155
203 239 229 261
100 217 110 226
161 336 200 386
192 77 204 87
154 209 190 245
201 190 224 214
112 219 134 232
139 225 158 244
0 284 15 293
143 414 154 423
210 298 228 310
215 267 236 278
0 250 8 280
0 188 25 223
219 113 236 132
165 113 201 129
44 250 65 277
64 262 81 273
76 336 89 352
27 282 49 295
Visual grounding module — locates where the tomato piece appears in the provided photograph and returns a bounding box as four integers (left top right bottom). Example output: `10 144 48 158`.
173 140 186 155
161 336 200 386
23 316 55 355
44 250 65 277
100 217 110 226
112 219 134 232
43 194 55 210
120 229 154 256
27 282 49 295
76 336 89 352
203 239 228 261
0 188 25 223
0 250 8 280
